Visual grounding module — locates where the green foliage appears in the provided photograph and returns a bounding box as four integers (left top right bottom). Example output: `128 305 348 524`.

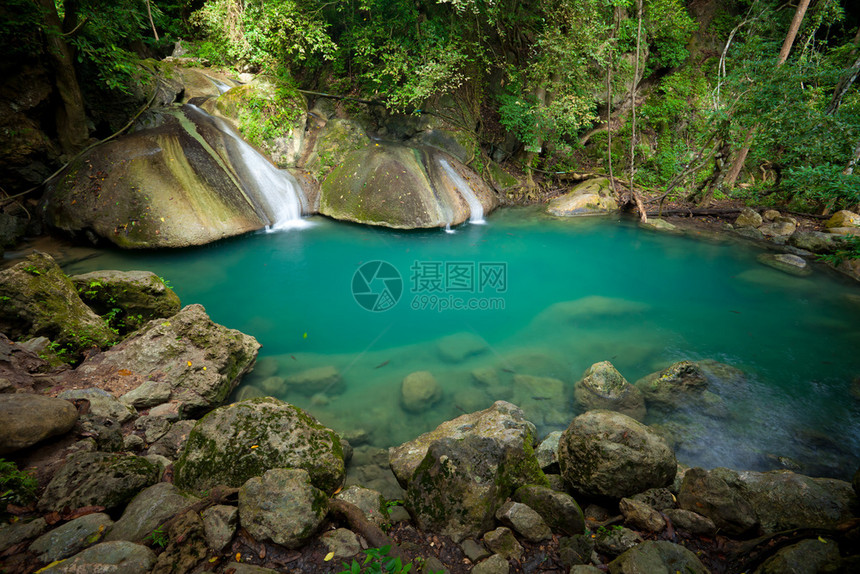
817 235 860 266
337 545 438 574
144 525 169 548
0 459 39 507
781 164 860 212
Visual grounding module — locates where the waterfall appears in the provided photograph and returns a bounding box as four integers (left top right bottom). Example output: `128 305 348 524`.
204 75 233 94
439 158 485 224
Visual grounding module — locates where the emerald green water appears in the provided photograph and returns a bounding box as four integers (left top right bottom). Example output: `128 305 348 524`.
62 208 860 479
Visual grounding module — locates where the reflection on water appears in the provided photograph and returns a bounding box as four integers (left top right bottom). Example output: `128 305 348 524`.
62 208 860 479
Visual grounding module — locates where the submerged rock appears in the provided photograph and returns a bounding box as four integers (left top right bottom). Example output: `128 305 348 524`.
756 253 812 276
547 178 618 216
284 365 343 396
574 361 646 421
535 296 649 324
400 370 442 413
437 332 489 363
0 393 78 455
634 360 729 417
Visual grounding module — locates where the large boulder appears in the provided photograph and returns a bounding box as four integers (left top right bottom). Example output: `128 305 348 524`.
608 540 709 574
513 485 585 536
303 118 370 177
752 538 841 574
0 252 116 358
677 467 758 536
38 541 156 574
106 483 200 543
825 210 860 228
174 397 345 494
29 513 114 563
0 393 78 455
634 360 731 417
558 410 676 498
71 304 259 417
400 371 442 413
574 361 646 421
319 143 497 228
547 178 618 217
71 270 181 335
756 253 812 277
735 207 763 228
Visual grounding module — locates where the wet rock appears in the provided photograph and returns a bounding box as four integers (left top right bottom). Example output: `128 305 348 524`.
677 467 758 536
662 509 716 536
461 538 490 562
472 554 510 574
106 482 200 543
202 504 238 552
175 397 344 494
284 365 343 396
482 527 523 561
536 431 562 473
0 518 47 553
471 367 500 387
320 528 361 559
735 208 762 228
547 178 618 216
0 393 78 455
640 218 680 233
38 541 156 574
559 534 595 567
437 332 488 363
400 370 442 413
788 230 840 253
72 304 259 418
513 485 585 536
827 226 860 236
756 253 812 277
825 210 860 228
335 485 387 526
495 501 552 542
574 361 646 421
619 498 665 532
759 216 797 237
534 296 649 324
38 452 160 513
608 540 709 574
238 468 328 549
304 117 369 175
735 226 765 240
120 380 172 409
752 537 840 574
59 388 137 424
510 374 568 427
29 512 113 563
147 419 196 460
594 526 642 557
558 410 676 498
634 360 729 417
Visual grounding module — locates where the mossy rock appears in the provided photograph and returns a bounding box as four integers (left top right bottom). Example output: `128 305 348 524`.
547 178 618 217
174 397 345 495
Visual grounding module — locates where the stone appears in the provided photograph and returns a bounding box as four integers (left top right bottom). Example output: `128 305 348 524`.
536 431 562 473
320 528 361 559
510 374 568 427
547 178 618 216
460 538 490 562
38 452 160 513
759 216 797 237
763 209 781 221
471 367 499 387
619 498 666 532
756 253 812 277
238 468 328 549
558 410 676 498
0 393 78 455
594 527 642 557
482 527 523 561
400 371 442 413
677 467 758 536
72 304 260 418
59 388 137 424
0 518 47 553
472 554 510 574
229 565 281 574
630 488 676 511
826 226 860 236
574 361 646 421
534 296 649 324
571 567 603 574
662 509 716 536
135 415 171 443
174 397 345 494
513 485 585 536
752 537 840 574
788 230 839 253
825 210 860 228
735 226 765 240
284 365 343 396
634 360 731 417
437 332 488 363
608 540 709 574
71 270 180 335
124 434 145 451
39 541 156 574
0 252 115 358
335 485 387 526
640 218 680 233
106 482 200 543
147 419 196 459
202 504 238 552
150 508 208 574
495 501 552 542
735 207 762 228
30 512 113 563
559 534 594 567
120 380 172 409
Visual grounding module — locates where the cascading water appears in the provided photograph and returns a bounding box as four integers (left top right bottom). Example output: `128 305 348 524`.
204 75 233 94
439 158 485 224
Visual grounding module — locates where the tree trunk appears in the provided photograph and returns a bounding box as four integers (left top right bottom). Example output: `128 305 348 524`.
524 84 547 191
629 0 647 222
146 0 160 41
844 138 860 176
36 0 89 157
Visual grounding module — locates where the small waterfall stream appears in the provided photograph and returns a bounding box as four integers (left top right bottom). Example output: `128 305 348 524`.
439 158 485 224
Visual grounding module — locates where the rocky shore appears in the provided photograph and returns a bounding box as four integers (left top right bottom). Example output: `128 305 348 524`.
1 252 858 574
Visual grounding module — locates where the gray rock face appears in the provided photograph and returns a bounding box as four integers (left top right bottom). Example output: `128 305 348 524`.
174 397 345 494
335 486 387 526
788 230 839 253
558 410 676 498
39 541 156 574
38 452 160 513
106 482 200 543
238 468 328 549
483 527 523 560
619 498 665 532
320 528 361 559
0 393 78 455
753 538 840 574
677 467 758 536
400 371 442 413
29 512 113 563
536 431 562 473
662 509 716 536
495 501 552 542
547 178 618 216
58 388 137 424
735 208 763 228
120 380 172 409
202 504 238 552
72 304 260 417
0 518 47 553
147 419 196 460
825 209 860 228
472 554 510 574
284 365 343 396
513 485 585 536
630 488 676 511
759 216 797 237
594 527 642 556
756 253 812 277
634 360 730 417
574 361 646 421
608 540 709 574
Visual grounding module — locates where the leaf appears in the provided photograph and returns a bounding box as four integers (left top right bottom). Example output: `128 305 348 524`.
325 551 335 561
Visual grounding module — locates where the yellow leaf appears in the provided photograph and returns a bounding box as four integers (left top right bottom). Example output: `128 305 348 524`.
818 536 828 543
324 552 335 562
235 552 241 562
251 445 259 449
203 366 207 371
187 361 192 367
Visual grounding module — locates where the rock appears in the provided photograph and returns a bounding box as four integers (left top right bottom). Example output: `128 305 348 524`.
284 365 343 396
495 501 552 542
630 488 675 511
513 485 585 536
662 509 716 536
202 505 238 552
788 230 839 253
574 361 646 421
305 117 369 176
0 252 116 358
38 541 156 574
400 371 442 413
838 258 860 281
619 498 666 532
59 388 137 424
482 527 523 561
756 253 812 277
71 270 180 335
634 360 730 417
29 513 113 563
422 557 446 573
174 397 345 494
536 431 562 473
759 216 797 237
229 565 281 574
594 527 642 557
150 509 208 574
335 486 387 526
763 209 781 221
472 554 510 574
0 393 78 455
547 178 618 216
735 226 765 240
319 143 497 228
534 296 649 324
571 567 603 574
124 434 145 451
735 208 762 228
320 528 361 559
72 304 260 417
825 210 860 228
608 540 709 574
559 534 595 567
826 226 860 236
510 374 568 427
0 518 47 553
640 218 680 233
558 410 676 498
752 538 840 574
460 538 490 562
120 380 172 409
677 467 758 536
135 415 171 443
38 452 160 513
147 419 196 459
471 367 500 387
238 468 328 549
148 401 181 421
437 332 488 363
106 482 200 543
